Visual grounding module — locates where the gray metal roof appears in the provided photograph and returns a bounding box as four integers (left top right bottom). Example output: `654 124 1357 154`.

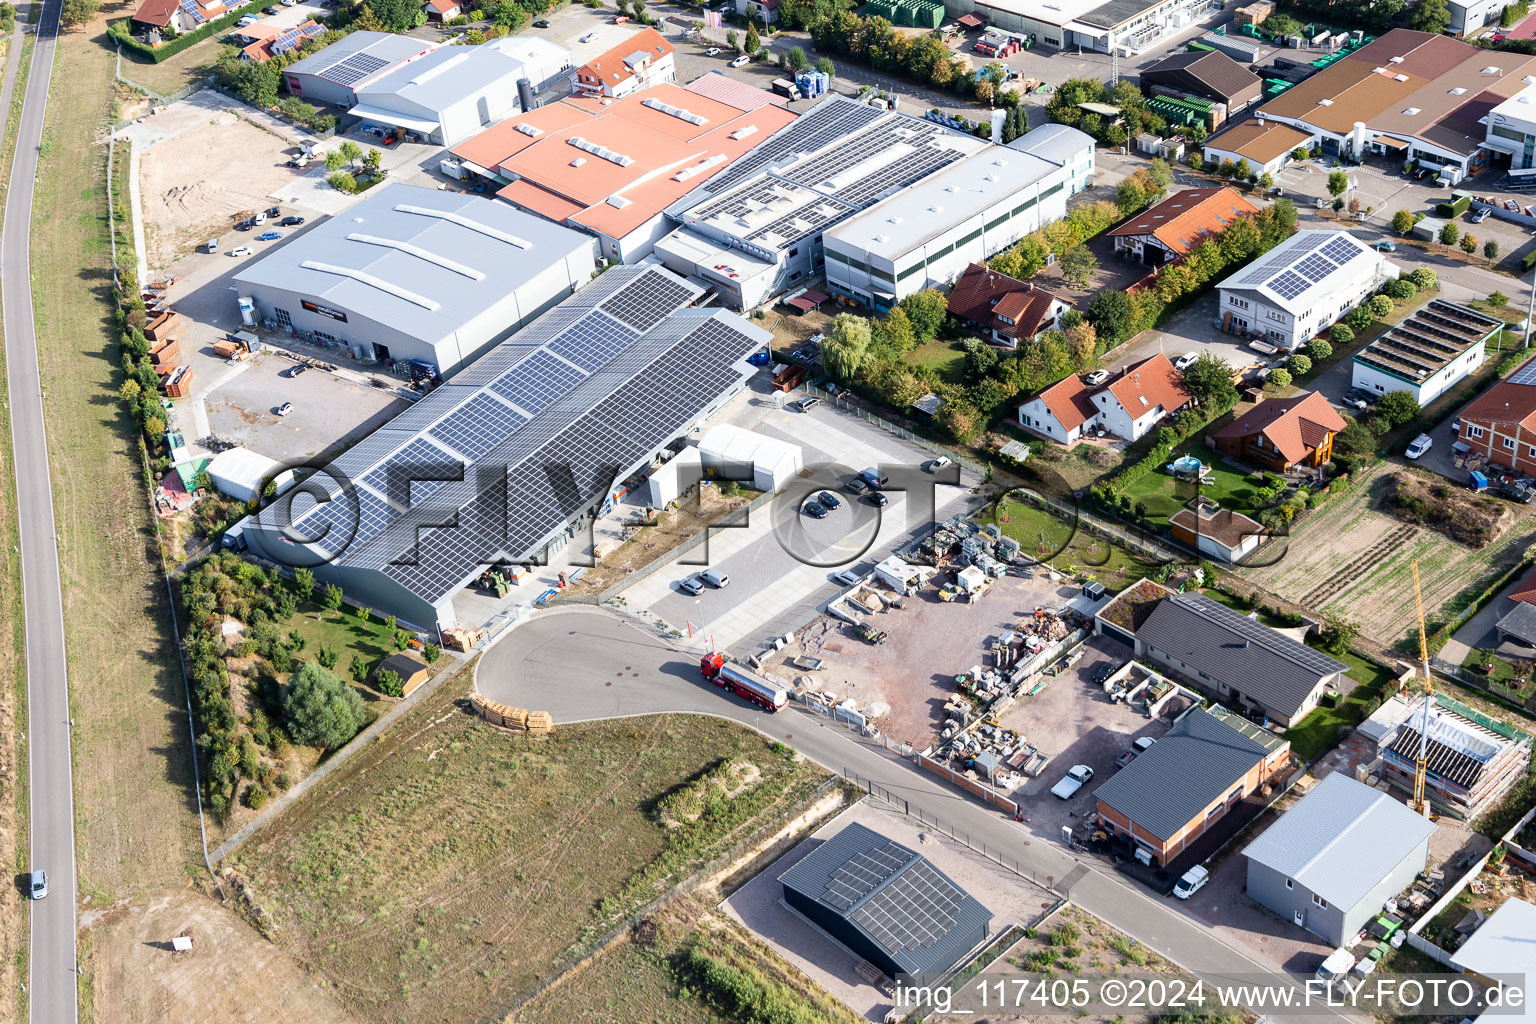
1242 771 1435 910
283 31 434 84
1450 897 1536 977
1093 707 1272 842
779 822 992 976
253 265 770 606
1009 122 1094 165
1497 601 1536 646
356 41 528 116
233 184 594 346
1135 594 1348 720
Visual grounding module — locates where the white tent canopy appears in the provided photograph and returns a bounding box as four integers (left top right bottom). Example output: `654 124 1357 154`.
207 447 295 504
696 424 801 494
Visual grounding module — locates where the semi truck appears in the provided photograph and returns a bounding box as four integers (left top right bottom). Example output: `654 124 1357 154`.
699 653 788 712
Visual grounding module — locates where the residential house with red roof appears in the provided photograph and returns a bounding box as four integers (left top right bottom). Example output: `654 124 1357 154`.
240 21 325 63
946 263 1072 348
1214 390 1346 472
1109 187 1259 266
1453 353 1536 477
423 0 461 21
131 0 237 36
1016 353 1192 444
1506 565 1536 606
571 28 674 99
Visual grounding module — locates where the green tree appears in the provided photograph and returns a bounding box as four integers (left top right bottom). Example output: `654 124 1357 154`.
1491 290 1510 308
316 644 339 670
787 45 808 70
393 629 412 652
1375 390 1420 426
1407 0 1450 32
1327 170 1349 198
365 148 383 173
1267 367 1292 389
328 171 358 194
1461 232 1478 255
376 669 404 697
367 0 425 30
897 289 948 343
815 56 835 78
744 23 761 54
118 379 141 405
1146 157 1174 190
1116 176 1149 215
356 604 371 623
339 140 363 166
1086 291 1133 346
1306 338 1333 361
937 400 981 442
726 28 740 52
1485 239 1500 261
60 0 99 26
422 643 441 665
383 613 397 634
1259 172 1274 191
324 149 346 172
873 306 916 354
1183 353 1238 406
293 567 315 599
1316 614 1360 656
822 313 873 381
1439 222 1459 247
1391 209 1415 235
1291 146 1310 162
1369 294 1395 318
1288 353 1312 376
1408 267 1437 289
283 661 367 750
321 583 343 615
1060 245 1099 288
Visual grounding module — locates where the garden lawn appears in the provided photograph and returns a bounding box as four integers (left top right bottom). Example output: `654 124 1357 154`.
1283 649 1396 760
1116 449 1265 524
904 339 967 385
981 495 1159 592
283 597 400 681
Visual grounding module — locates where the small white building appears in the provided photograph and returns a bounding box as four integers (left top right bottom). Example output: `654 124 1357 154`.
207 447 295 504
822 123 1094 311
735 0 780 22
1448 0 1514 37
1483 82 1536 171
643 448 704 507
1351 298 1502 406
1216 230 1398 351
696 424 802 493
875 556 934 596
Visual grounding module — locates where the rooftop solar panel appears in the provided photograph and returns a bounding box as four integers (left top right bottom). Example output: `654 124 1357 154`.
325 52 391 86
488 349 588 415
428 392 528 461
1510 360 1536 386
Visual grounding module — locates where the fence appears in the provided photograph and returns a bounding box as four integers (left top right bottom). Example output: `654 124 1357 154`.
798 381 989 480
917 753 1021 815
1006 486 1183 565
844 770 1064 894
790 689 920 758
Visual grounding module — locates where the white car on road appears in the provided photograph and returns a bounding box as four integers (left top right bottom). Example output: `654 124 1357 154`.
1051 764 1094 798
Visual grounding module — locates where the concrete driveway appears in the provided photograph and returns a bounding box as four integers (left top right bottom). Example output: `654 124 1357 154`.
1103 291 1267 378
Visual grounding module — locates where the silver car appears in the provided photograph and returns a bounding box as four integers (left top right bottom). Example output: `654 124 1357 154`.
678 575 705 595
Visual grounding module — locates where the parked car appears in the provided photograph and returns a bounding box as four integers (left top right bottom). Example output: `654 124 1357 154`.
1173 865 1209 899
1451 415 1461 433
867 491 888 507
1174 351 1199 372
730 54 751 67
1470 207 1490 223
275 402 294 417
579 30 598 42
287 364 308 378
817 490 841 510
700 568 730 588
252 211 267 225
845 476 871 496
803 501 828 519
228 246 253 257
1344 387 1377 406
678 575 706 595
1083 369 1110 386
235 219 254 231
267 206 281 218
927 455 952 472
263 5 279 14
256 231 283 241
27 870 46 900
1501 481 1535 503
533 18 550 26
1374 239 1397 252
280 0 298 6
831 568 861 586
1405 433 1434 459
796 396 821 412
1050 764 1094 799
1340 393 1369 412
280 215 305 226
706 46 721 56
237 13 258 25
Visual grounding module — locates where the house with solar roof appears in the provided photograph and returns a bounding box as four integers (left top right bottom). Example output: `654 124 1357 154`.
1350 298 1500 405
1215 230 1397 350
240 22 326 64
283 32 440 109
1361 694 1531 819
777 822 992 981
232 184 597 376
228 261 770 632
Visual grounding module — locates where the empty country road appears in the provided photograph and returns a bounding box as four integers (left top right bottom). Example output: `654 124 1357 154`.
478 606 1367 1024
1 0 78 1021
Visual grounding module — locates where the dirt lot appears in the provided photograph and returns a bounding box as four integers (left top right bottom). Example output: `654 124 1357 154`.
1239 462 1536 647
771 573 1093 749
235 676 828 1024
84 888 354 1024
139 107 307 268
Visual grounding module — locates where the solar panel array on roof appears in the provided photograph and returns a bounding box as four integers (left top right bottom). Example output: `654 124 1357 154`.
702 99 886 194
326 51 391 85
428 392 527 461
271 22 324 55
1509 360 1536 386
854 860 966 953
822 841 911 910
178 0 205 23
1226 232 1376 306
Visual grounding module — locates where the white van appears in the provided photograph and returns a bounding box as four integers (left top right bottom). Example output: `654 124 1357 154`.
1172 865 1208 899
1316 948 1356 987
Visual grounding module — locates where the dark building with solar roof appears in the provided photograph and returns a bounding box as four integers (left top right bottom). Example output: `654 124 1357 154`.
778 823 992 981
229 262 770 632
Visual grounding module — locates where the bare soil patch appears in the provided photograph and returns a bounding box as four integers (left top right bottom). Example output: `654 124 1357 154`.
85 887 354 1024
139 112 302 268
1381 471 1509 547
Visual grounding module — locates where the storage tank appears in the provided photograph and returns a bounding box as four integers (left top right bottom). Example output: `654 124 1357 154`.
238 296 257 327
991 107 1006 143
516 77 535 112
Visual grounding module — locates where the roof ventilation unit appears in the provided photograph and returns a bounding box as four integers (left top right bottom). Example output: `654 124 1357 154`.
641 96 708 125
729 124 759 141
515 122 543 137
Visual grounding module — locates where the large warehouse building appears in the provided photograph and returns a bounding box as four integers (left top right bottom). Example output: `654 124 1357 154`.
349 37 573 146
821 123 1093 310
282 31 439 108
940 0 1215 54
232 184 596 377
655 96 993 310
229 265 770 631
448 82 796 263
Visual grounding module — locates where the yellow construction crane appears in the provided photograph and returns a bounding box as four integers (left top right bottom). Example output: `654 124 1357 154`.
1412 560 1435 817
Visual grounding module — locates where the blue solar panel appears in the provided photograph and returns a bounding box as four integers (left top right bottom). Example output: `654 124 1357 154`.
546 314 637 372
428 392 528 461
1269 270 1310 301
1293 253 1333 284
362 437 461 507
178 0 205 23
271 23 323 55
1320 235 1362 267
488 350 587 415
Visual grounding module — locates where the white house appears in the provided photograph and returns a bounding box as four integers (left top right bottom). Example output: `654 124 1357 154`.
571 27 675 99
1017 354 1192 444
1216 230 1398 351
735 0 780 23
1351 298 1503 405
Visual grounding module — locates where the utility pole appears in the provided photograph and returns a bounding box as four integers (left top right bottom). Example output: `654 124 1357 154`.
1525 264 1535 349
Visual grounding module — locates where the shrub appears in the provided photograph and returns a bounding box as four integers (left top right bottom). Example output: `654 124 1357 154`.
1307 337 1333 361
1384 278 1417 301
1051 922 1082 946
1408 267 1437 289
376 668 404 697
1329 324 1353 346
283 662 367 750
1435 194 1471 219
1391 209 1415 235
245 783 268 810
1369 294 1394 318
1439 222 1459 247
1267 367 1292 389
1288 353 1312 375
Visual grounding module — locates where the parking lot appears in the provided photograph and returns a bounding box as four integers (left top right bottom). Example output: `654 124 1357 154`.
617 381 978 660
723 799 1055 1021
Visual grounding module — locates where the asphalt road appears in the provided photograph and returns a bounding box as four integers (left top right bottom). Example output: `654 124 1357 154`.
0 0 77 1021
478 606 1366 1024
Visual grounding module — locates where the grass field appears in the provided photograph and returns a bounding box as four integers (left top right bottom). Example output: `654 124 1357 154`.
115 32 225 98
512 937 726 1024
1283 650 1397 760
34 9 204 1021
905 339 967 385
1238 463 1536 648
236 680 830 1024
1118 449 1266 523
980 493 1159 591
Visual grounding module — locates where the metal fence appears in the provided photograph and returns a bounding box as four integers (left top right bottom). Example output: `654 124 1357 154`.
799 382 988 480
1009 486 1181 564
792 690 920 758
844 770 1064 895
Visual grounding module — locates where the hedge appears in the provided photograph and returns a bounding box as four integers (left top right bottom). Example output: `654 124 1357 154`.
108 2 254 65
1523 250 1536 273
1435 193 1471 219
1428 553 1536 653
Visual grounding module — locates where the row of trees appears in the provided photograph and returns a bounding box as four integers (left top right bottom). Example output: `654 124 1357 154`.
1045 78 1182 149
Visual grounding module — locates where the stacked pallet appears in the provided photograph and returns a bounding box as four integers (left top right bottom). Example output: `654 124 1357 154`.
471 693 553 734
